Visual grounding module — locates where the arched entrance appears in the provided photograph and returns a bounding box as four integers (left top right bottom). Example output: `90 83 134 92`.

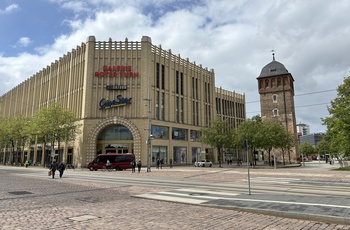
97 124 134 154
86 117 141 163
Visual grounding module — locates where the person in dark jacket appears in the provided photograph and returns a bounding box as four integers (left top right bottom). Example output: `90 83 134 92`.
160 158 163 169
137 160 142 173
50 160 58 179
156 158 160 169
58 162 66 178
131 160 136 173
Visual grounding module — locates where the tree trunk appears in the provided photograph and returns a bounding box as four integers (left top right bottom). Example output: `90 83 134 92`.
217 147 222 167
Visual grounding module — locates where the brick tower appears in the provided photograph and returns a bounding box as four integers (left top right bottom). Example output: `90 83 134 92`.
257 53 299 163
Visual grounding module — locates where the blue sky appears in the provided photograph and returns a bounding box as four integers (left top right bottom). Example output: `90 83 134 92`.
1 0 350 133
0 0 72 56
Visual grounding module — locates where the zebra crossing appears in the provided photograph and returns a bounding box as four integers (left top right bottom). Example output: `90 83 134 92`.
134 187 350 226
134 188 241 205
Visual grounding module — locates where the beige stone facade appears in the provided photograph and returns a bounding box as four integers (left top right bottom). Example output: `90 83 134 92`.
0 36 245 167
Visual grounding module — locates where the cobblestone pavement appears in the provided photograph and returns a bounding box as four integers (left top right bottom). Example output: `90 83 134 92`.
0 162 349 230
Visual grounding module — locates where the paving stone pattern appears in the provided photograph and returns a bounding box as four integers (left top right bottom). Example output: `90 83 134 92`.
0 164 349 230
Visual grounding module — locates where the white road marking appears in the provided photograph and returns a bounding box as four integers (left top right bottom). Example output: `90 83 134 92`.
136 188 350 209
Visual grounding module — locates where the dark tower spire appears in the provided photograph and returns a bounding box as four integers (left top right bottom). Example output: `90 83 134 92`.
271 50 275 61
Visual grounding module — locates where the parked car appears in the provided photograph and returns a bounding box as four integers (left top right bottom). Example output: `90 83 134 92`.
194 160 212 167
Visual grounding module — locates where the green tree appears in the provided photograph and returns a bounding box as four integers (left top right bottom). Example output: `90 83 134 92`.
276 127 297 164
315 139 330 159
0 115 30 164
259 120 288 165
32 103 80 163
0 117 10 163
200 118 232 167
299 142 314 159
323 76 350 157
235 115 263 165
15 115 32 163
235 115 262 147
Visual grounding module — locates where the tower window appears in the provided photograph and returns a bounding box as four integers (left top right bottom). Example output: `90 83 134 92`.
272 94 277 103
273 109 279 117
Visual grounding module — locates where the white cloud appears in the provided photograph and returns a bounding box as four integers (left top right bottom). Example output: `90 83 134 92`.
16 37 32 47
61 1 90 13
0 4 19 14
1 0 350 133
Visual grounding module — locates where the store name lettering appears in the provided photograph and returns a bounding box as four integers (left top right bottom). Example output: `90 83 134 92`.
95 65 139 77
106 85 128 90
99 95 132 110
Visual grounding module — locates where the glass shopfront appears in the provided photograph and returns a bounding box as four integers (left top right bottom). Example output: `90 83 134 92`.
152 146 167 164
96 124 134 155
173 146 187 164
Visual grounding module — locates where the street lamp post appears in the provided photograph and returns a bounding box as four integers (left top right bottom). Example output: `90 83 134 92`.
244 139 251 195
144 98 152 172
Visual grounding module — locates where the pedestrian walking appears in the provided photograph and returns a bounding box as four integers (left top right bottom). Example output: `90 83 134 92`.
160 158 163 169
137 160 142 173
25 160 29 168
169 159 173 168
131 160 136 173
156 158 160 169
106 159 112 170
58 162 66 178
50 160 58 179
271 156 274 167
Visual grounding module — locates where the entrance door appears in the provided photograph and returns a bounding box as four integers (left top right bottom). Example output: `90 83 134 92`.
97 124 135 155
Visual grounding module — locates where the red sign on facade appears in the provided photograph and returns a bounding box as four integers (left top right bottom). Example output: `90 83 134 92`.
95 66 139 77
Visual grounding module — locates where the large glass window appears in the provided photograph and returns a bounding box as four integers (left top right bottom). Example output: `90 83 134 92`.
190 130 201 141
161 92 165 120
172 128 187 140
180 72 184 95
155 91 159 120
156 63 160 88
151 125 169 139
176 97 179 123
176 71 179 94
192 147 201 163
67 148 73 164
98 125 133 140
161 64 165 90
180 98 184 123
152 146 167 164
36 150 42 165
173 146 187 164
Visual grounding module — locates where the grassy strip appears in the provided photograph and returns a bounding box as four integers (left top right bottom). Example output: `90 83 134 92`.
332 166 350 171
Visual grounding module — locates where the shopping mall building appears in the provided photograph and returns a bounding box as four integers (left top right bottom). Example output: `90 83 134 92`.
0 36 245 167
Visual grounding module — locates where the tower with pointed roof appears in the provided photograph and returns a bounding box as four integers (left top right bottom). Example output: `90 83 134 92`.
257 53 299 164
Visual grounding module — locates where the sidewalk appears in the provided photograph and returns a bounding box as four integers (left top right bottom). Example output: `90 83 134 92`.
2 163 349 226
133 162 350 226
